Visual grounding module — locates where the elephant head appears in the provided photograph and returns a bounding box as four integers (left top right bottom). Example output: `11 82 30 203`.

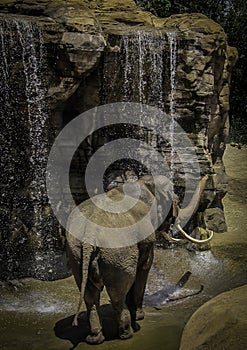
69 173 213 247
138 174 213 245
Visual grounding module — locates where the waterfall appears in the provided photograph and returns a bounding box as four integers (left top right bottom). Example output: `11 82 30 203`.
167 32 177 185
0 16 64 279
167 32 177 119
103 30 178 181
120 30 166 109
14 18 48 211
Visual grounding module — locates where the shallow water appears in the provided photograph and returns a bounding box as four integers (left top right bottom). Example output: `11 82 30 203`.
0 145 246 350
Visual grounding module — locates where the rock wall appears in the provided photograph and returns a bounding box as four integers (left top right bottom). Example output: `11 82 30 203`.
153 14 238 233
0 0 238 279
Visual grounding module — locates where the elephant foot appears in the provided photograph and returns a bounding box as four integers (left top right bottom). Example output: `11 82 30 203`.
86 331 105 345
136 308 145 320
119 327 133 340
132 321 141 332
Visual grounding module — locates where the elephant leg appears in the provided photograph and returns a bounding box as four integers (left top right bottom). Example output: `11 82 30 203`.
128 243 154 321
66 242 82 290
126 284 141 330
106 285 133 340
84 280 105 345
131 268 150 321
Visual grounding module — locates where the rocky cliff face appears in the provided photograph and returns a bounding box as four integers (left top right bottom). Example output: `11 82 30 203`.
0 0 237 279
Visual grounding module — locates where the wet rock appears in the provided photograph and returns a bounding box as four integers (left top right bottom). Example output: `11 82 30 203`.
179 284 247 350
230 142 242 149
204 207 227 233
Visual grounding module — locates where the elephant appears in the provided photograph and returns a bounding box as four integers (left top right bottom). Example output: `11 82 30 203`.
66 174 212 344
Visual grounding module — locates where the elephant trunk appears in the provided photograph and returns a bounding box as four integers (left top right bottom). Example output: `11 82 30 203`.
175 175 208 226
169 175 214 244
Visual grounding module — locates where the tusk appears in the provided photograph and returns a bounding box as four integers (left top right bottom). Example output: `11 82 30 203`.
177 224 214 244
162 231 182 242
161 231 182 242
169 236 182 242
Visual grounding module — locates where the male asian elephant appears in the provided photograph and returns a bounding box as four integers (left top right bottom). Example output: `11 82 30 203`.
66 174 212 344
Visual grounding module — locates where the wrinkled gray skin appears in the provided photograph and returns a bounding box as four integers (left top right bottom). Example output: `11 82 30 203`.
67 233 155 344
66 175 173 344
66 174 209 344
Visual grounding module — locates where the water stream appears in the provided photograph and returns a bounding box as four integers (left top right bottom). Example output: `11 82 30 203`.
119 30 167 108
14 18 48 208
103 30 177 182
0 17 63 280
167 32 177 184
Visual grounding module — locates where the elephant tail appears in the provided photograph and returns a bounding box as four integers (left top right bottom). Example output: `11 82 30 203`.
72 244 94 326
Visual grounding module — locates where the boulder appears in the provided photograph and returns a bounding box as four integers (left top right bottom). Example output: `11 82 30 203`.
179 284 247 350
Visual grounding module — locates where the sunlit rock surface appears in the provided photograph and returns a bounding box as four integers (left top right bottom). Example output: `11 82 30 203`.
179 284 247 350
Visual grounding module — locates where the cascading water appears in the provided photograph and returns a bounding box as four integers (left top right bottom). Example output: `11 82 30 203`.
14 18 48 206
102 30 178 182
0 16 64 280
167 32 177 119
119 30 166 109
167 32 177 185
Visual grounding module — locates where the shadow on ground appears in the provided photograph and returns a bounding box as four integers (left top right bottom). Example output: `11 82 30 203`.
54 304 120 348
54 271 200 349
